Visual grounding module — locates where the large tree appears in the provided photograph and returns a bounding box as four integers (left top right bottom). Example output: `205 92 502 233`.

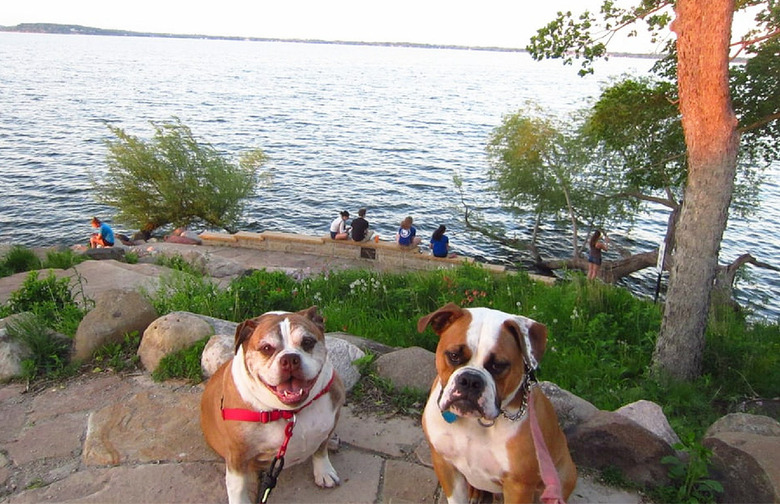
527 0 779 380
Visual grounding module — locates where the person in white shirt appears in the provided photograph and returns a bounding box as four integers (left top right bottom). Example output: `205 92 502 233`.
329 211 350 240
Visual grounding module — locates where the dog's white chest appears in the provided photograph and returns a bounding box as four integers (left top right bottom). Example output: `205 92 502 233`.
239 398 336 466
424 394 516 493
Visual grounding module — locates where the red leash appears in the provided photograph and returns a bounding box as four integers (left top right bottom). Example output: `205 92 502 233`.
527 386 566 504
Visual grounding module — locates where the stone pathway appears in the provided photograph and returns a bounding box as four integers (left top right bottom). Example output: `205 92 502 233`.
0 371 645 503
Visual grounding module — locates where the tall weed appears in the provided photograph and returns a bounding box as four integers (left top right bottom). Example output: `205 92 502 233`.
1 245 41 276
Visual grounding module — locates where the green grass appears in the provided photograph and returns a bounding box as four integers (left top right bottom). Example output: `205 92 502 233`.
138 261 778 442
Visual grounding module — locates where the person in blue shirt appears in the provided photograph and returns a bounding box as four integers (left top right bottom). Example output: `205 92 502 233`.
396 216 421 247
90 217 115 248
429 224 450 257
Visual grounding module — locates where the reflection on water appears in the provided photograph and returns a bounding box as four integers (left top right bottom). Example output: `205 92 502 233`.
0 33 777 320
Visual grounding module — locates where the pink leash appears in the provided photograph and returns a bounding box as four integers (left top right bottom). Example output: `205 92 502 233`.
527 387 566 504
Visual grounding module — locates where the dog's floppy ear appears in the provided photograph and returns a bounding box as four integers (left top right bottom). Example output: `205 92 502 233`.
297 305 325 333
504 316 547 369
417 302 467 335
234 318 258 354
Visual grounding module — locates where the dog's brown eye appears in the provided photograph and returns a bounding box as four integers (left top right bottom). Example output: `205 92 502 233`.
486 359 509 376
445 350 463 366
260 344 275 356
301 336 317 352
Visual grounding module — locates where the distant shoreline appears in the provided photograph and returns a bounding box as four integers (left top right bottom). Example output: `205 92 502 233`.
0 22 659 60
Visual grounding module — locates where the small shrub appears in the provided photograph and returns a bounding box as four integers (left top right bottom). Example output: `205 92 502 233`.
42 249 88 270
155 253 205 276
3 271 87 336
151 337 209 383
656 434 723 504
1 245 41 275
5 313 74 380
92 332 142 372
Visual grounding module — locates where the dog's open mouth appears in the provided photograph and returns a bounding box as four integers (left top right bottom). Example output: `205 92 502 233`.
265 376 318 405
441 397 484 419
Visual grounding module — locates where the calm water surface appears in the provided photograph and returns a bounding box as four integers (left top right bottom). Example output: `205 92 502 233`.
0 32 777 320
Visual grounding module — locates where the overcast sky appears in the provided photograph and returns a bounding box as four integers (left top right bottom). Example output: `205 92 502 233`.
0 0 673 53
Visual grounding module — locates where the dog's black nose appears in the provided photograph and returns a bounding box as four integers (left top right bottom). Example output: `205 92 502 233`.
456 370 484 393
280 353 300 371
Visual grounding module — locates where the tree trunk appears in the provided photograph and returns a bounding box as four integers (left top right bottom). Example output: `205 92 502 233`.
652 0 740 381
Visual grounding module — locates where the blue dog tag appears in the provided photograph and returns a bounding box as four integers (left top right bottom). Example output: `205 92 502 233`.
441 410 458 423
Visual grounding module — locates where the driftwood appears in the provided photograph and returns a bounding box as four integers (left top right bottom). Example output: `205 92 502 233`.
462 207 779 308
712 254 780 311
542 250 659 283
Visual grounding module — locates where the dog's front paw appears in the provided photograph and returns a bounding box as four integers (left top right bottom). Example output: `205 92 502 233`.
313 454 340 488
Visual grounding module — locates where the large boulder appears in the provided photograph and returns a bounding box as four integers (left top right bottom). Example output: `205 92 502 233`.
539 381 599 433
615 400 681 448
373 346 436 393
703 413 780 504
138 312 213 372
73 290 158 362
566 409 675 486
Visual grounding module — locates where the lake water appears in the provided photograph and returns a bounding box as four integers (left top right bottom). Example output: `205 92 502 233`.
0 32 777 320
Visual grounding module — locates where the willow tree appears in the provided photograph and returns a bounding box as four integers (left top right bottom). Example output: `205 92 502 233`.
528 0 779 381
485 108 629 270
92 118 270 236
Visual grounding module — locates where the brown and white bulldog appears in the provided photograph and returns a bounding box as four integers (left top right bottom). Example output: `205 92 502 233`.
200 307 345 504
418 303 577 504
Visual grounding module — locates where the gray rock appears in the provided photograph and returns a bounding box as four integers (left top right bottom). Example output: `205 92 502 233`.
567 409 674 486
703 427 780 504
327 331 398 356
325 336 364 391
615 399 680 448
201 333 234 378
190 313 238 338
539 381 599 433
72 289 158 362
0 325 31 382
84 247 125 261
137 312 213 372
705 412 780 438
373 346 436 393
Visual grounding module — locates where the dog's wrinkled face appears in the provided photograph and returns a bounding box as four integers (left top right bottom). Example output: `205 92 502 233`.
418 303 547 420
234 306 327 407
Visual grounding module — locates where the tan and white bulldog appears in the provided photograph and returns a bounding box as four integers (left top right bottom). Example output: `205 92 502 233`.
200 306 345 504
418 303 576 504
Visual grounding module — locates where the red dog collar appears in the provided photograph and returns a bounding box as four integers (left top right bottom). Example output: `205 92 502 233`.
221 373 335 423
